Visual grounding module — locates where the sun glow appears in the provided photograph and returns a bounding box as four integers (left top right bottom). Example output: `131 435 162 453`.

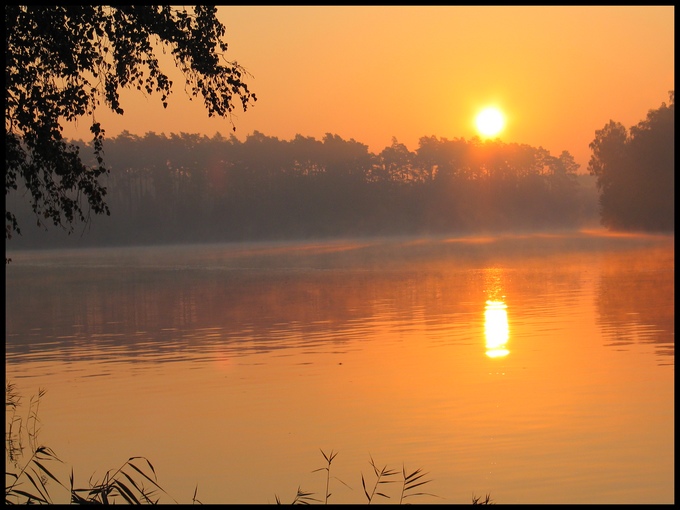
475 107 505 138
485 300 509 358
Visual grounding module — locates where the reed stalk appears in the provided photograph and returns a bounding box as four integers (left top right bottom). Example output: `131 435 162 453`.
6 382 493 504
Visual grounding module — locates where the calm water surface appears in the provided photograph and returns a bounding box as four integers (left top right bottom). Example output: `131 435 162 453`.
5 231 674 504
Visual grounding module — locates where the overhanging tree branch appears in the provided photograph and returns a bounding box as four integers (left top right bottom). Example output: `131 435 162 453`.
5 5 257 240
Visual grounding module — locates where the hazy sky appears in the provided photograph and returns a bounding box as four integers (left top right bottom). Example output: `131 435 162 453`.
63 6 674 173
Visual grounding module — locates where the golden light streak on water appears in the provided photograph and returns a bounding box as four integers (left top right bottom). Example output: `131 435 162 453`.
485 300 509 358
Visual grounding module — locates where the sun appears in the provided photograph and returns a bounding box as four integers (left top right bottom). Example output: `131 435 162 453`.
475 107 505 138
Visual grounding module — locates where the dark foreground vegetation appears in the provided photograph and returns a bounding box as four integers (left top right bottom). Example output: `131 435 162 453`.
5 383 493 504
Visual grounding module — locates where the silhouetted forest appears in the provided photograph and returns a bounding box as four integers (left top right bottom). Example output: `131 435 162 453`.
8 132 600 248
589 92 674 232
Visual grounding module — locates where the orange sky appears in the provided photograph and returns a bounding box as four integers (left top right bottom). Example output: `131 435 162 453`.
62 6 674 173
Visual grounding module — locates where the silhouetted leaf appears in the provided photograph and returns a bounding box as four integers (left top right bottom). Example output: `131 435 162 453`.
33 459 65 488
114 479 139 504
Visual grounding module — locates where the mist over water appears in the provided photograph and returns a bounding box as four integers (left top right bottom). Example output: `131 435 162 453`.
5 230 674 504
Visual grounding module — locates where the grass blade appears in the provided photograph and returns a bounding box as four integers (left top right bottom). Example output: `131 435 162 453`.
12 488 49 504
127 460 163 490
32 459 65 489
114 479 138 504
119 471 144 503
361 473 370 501
23 469 51 503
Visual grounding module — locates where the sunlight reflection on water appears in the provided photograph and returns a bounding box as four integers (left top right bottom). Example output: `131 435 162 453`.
5 231 674 504
485 300 509 358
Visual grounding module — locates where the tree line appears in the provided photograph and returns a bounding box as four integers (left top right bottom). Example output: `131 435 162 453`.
6 7 671 250
8 132 599 248
588 92 674 232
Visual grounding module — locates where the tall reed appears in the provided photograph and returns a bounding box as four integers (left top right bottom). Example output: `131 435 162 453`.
5 382 176 504
6 382 494 504
276 449 443 505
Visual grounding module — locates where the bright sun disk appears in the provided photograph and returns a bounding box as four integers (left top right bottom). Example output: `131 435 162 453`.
475 107 505 138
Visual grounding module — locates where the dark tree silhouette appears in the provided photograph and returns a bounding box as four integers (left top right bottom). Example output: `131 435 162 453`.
5 5 256 241
588 92 674 231
7 129 597 249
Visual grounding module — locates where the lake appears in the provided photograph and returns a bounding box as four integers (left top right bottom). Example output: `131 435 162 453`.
5 230 674 504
